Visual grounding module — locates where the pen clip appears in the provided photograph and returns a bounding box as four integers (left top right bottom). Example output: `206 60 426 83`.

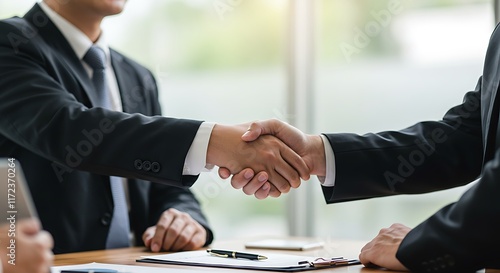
299 257 349 268
208 252 229 258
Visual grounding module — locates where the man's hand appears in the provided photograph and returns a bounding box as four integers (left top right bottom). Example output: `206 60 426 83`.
218 119 326 198
0 218 54 273
143 208 207 252
359 223 410 271
208 123 310 197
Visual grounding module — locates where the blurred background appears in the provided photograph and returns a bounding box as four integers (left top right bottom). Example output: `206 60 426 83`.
0 0 494 241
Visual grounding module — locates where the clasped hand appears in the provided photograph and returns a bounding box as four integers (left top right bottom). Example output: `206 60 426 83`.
209 119 326 199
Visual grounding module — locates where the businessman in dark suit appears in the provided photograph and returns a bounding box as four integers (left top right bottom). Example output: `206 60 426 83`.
0 1 309 254
222 27 500 273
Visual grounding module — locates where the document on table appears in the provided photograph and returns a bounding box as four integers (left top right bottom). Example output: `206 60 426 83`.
51 262 204 273
138 250 360 272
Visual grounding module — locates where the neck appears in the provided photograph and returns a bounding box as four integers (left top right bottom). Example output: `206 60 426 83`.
44 0 103 42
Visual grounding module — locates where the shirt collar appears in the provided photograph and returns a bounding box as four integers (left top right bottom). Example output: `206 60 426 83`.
39 1 111 62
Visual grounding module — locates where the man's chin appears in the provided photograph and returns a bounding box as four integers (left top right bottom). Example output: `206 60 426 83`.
105 0 127 15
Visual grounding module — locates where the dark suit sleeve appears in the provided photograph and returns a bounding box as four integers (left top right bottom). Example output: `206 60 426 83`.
322 78 483 203
323 78 500 271
396 150 500 271
0 20 200 188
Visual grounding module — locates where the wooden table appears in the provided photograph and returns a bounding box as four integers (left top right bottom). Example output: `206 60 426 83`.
54 238 499 272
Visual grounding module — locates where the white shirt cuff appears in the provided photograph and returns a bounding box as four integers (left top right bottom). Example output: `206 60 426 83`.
317 135 336 187
183 122 215 175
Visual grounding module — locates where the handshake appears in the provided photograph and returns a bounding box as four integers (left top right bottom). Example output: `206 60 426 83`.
206 119 327 199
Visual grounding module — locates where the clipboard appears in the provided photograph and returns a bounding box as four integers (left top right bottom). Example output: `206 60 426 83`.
137 250 360 272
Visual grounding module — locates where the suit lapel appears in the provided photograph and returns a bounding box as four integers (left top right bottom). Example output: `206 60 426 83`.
481 81 497 162
23 4 101 107
110 50 138 113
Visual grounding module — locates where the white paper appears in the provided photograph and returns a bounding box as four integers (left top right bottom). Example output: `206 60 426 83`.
51 262 209 273
141 250 316 270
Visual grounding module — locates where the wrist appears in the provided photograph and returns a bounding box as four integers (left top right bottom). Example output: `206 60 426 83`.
206 124 246 170
206 124 225 167
308 135 326 176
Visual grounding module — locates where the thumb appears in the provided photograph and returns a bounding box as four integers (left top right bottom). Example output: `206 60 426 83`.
241 119 280 142
218 167 231 179
142 226 155 247
18 218 41 235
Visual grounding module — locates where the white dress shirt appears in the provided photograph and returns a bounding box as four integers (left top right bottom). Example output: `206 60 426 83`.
39 2 213 176
319 135 336 187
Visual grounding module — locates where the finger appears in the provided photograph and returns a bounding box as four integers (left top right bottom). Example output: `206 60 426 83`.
142 226 156 248
162 215 188 251
187 231 207 250
37 230 54 249
241 123 264 141
254 182 271 199
151 210 176 252
267 172 291 194
242 172 269 195
36 250 54 273
170 224 196 251
359 248 372 266
218 167 231 179
360 238 376 255
280 145 311 181
230 168 255 189
268 183 282 198
241 119 281 142
44 250 54 267
271 159 298 192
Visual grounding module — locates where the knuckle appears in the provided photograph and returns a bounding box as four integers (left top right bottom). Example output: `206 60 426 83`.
156 222 168 229
278 182 290 193
184 241 197 250
180 213 191 221
167 208 179 215
379 227 389 234
262 150 277 161
242 187 254 195
231 180 244 189
176 235 189 245
168 227 180 237
289 173 300 186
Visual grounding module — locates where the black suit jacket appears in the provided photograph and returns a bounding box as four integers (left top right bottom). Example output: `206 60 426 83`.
322 25 500 272
0 4 213 254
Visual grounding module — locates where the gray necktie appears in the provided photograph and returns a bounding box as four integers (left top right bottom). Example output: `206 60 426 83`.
83 46 130 248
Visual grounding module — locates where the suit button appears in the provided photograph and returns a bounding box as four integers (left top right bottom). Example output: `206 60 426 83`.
142 161 151 171
134 159 143 170
101 213 112 226
151 162 161 173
